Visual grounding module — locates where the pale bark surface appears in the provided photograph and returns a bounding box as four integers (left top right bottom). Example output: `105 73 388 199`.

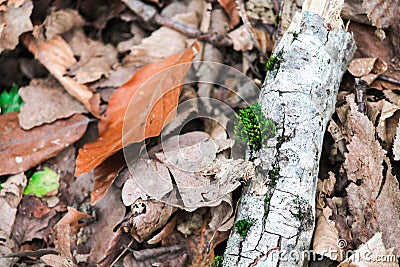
223 11 356 267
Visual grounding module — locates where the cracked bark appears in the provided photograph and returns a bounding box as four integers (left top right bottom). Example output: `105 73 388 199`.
223 1 356 266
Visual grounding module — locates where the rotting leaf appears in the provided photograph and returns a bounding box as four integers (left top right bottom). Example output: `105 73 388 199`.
18 78 87 130
24 167 60 198
217 0 240 27
22 34 100 116
0 0 33 53
344 95 400 256
0 112 89 175
75 42 200 176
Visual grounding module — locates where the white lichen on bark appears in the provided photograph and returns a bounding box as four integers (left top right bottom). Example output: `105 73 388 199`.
223 10 356 267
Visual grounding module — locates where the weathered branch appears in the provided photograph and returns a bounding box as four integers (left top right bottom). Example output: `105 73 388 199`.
223 1 356 266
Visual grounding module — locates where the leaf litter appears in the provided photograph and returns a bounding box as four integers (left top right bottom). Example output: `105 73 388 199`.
1 0 400 266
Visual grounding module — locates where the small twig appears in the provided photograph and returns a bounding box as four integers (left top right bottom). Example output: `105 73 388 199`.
197 31 233 47
355 78 368 114
154 14 201 38
378 74 400 87
110 239 134 267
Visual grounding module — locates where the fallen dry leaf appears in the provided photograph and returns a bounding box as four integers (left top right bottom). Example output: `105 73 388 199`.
122 132 251 211
18 78 87 130
33 8 85 41
0 173 26 266
0 0 33 53
120 199 176 243
313 206 343 261
75 42 200 176
228 25 254 51
91 150 126 205
0 113 89 175
12 195 58 244
55 206 91 235
338 233 398 267
347 57 387 85
65 29 118 84
84 184 126 263
344 96 400 256
376 100 400 149
217 0 240 27
123 12 198 66
22 34 100 116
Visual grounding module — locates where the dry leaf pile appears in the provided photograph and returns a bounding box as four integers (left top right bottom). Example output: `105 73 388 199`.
1 0 400 266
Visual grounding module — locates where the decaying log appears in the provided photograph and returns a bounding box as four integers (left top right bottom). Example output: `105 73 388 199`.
223 1 356 266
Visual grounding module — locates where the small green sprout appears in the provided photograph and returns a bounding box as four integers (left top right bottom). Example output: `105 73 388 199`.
0 83 24 114
211 255 223 267
235 219 253 237
264 195 271 203
24 167 60 197
234 103 276 151
269 165 280 186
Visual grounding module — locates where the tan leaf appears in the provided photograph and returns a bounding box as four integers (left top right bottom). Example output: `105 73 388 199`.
123 12 198 66
344 95 400 256
0 0 33 53
33 8 85 41
347 57 387 84
0 113 89 175
123 199 176 243
376 100 400 149
22 34 100 116
65 29 117 84
313 206 343 261
228 25 254 51
18 78 87 130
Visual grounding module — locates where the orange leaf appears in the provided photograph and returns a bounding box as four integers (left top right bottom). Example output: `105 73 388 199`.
218 0 240 27
22 34 100 116
75 42 200 176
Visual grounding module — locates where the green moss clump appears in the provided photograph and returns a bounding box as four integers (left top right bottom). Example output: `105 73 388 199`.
234 103 276 151
211 256 223 267
235 219 253 237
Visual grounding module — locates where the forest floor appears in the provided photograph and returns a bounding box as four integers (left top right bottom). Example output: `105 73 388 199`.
0 0 400 266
